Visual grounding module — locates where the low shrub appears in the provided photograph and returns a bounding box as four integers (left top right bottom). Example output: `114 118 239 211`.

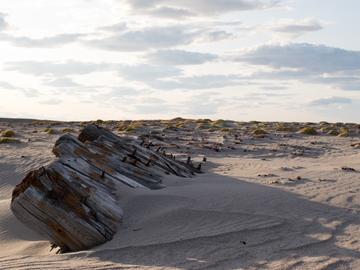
276 123 294 132
1 130 16 137
252 128 268 135
43 128 56 134
299 127 318 135
327 129 339 136
338 127 350 137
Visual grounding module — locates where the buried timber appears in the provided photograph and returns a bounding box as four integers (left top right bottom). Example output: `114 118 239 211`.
10 125 200 253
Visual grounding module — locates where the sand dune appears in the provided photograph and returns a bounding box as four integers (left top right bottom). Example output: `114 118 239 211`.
0 119 359 269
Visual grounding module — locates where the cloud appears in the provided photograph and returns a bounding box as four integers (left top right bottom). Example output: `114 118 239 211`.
267 18 324 35
230 43 360 91
87 20 235 52
82 87 147 107
129 93 223 116
87 25 199 51
117 64 183 81
145 6 196 18
44 77 81 88
309 96 352 106
249 69 360 91
180 93 221 115
39 98 63 105
0 12 83 48
199 30 234 42
108 87 146 97
145 49 218 65
0 81 39 97
147 74 244 90
5 60 111 76
126 0 281 17
233 43 360 72
98 22 128 32
0 12 232 52
4 60 185 88
0 33 83 48
312 75 360 91
0 13 9 31
133 97 173 114
260 85 289 91
0 81 17 90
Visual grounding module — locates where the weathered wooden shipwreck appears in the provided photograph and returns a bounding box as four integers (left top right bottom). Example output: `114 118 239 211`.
11 125 199 253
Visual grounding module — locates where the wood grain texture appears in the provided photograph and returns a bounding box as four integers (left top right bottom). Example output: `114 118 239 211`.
11 125 199 252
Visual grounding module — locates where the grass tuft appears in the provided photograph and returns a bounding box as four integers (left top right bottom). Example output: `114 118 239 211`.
275 123 294 132
1 130 16 137
327 129 339 136
62 128 75 133
0 137 20 144
252 128 268 135
338 127 350 137
299 127 318 135
43 128 56 134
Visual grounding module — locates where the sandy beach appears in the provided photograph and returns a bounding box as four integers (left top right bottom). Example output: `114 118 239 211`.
0 118 359 269
1 0 359 268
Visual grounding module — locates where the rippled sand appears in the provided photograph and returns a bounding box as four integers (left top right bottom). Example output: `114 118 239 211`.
0 118 359 269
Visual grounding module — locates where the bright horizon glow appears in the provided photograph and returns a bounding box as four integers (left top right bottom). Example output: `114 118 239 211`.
0 0 359 122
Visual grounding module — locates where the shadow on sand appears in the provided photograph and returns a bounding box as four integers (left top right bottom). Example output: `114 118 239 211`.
69 173 360 270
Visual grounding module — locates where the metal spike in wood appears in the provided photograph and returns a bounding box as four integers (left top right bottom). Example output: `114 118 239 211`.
11 124 199 253
187 156 191 165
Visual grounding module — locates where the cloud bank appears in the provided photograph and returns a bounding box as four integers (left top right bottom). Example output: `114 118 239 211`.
126 0 281 17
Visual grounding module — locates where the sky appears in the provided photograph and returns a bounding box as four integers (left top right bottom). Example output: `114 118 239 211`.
0 0 359 122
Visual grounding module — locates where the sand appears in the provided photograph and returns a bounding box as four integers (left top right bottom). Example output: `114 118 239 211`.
0 119 359 269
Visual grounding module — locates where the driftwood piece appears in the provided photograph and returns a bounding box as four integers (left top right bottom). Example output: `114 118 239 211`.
11 125 199 252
